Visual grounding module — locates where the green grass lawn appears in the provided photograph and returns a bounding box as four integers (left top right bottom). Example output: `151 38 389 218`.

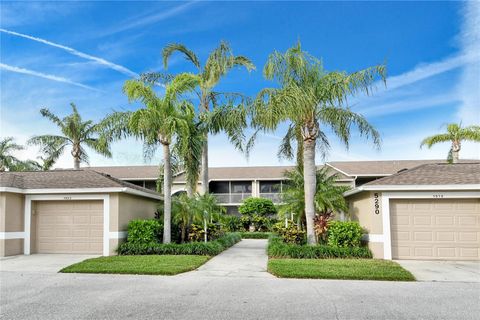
60 255 210 275
268 258 415 281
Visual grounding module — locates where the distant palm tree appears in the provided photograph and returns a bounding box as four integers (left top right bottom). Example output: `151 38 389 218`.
0 137 24 171
162 41 255 194
102 74 197 244
250 42 385 244
420 123 480 163
28 103 112 169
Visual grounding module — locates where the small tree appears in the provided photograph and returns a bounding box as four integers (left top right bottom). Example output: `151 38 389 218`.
238 197 277 216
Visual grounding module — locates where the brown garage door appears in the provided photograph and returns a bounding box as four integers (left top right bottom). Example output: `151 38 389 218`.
391 199 480 260
34 200 103 254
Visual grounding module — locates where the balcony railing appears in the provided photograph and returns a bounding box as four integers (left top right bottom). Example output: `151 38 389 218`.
213 193 252 204
259 193 283 203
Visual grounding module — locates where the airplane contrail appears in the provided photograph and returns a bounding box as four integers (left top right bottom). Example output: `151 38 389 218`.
0 28 139 78
0 63 101 92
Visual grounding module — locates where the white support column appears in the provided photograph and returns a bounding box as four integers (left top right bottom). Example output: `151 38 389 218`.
102 194 110 256
23 195 32 255
381 193 392 260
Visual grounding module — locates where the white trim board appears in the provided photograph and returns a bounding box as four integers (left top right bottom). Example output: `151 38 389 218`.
0 186 161 200
109 231 127 239
0 232 25 240
344 185 480 197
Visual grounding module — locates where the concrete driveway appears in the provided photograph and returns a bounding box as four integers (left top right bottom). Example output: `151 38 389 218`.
0 254 98 273
396 260 480 282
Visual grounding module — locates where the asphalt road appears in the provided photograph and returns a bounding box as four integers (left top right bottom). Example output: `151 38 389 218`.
1 240 479 319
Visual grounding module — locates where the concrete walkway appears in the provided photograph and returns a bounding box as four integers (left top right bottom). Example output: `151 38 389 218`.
0 254 98 273
397 260 480 282
182 239 273 278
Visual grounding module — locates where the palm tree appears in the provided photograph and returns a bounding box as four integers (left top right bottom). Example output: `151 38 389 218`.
279 167 349 226
28 103 112 169
102 74 197 244
0 137 24 171
195 193 225 242
172 193 201 243
420 123 480 163
251 42 385 244
162 41 255 194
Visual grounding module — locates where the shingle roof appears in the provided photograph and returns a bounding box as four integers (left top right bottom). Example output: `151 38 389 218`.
364 163 480 186
89 165 352 182
0 170 161 196
327 159 475 176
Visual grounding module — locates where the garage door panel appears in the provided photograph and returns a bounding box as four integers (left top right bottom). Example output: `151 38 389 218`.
391 199 480 261
35 200 103 254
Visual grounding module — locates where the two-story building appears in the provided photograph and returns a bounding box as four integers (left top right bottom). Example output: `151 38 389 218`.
89 160 451 214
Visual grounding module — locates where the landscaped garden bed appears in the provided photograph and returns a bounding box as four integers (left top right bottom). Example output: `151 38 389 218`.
240 232 271 239
268 258 415 281
60 255 209 275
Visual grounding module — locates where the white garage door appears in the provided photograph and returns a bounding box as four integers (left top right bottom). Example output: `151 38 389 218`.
390 199 480 260
34 200 103 254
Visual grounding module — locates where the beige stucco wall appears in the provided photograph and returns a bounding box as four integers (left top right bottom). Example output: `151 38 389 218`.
368 242 384 259
0 239 23 256
347 191 383 234
0 192 24 232
109 193 159 232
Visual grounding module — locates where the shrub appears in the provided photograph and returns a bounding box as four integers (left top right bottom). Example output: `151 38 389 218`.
327 221 363 248
238 197 277 216
118 233 241 256
273 220 306 244
221 215 244 232
188 223 224 242
126 219 163 244
240 232 271 239
267 234 372 259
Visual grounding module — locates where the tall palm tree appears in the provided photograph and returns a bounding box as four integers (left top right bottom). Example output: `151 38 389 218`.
251 42 385 244
162 41 255 194
28 103 112 169
102 74 197 244
420 123 480 163
0 137 24 171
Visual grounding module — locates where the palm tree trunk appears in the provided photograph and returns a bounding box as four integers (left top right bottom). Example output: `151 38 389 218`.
303 138 317 245
200 134 208 194
452 141 460 163
186 185 194 197
73 157 80 170
163 143 172 244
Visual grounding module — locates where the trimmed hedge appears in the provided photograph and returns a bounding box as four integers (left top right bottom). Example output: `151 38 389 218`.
240 232 271 239
117 232 241 256
268 234 372 259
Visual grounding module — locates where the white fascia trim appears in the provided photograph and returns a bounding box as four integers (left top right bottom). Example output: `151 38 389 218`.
343 187 364 197
0 187 161 200
0 232 25 240
362 234 384 243
361 184 480 191
109 231 127 239
325 163 353 178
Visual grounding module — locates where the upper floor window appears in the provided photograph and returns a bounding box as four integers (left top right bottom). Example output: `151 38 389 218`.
231 181 252 194
209 181 229 193
260 181 282 193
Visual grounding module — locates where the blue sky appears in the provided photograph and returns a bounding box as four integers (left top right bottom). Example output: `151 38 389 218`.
1 1 479 168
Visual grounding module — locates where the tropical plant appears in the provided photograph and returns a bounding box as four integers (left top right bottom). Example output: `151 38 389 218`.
162 41 255 194
327 221 364 248
0 137 24 171
420 123 480 163
101 74 198 244
28 103 111 169
279 167 349 227
195 192 225 242
250 42 384 244
172 193 201 243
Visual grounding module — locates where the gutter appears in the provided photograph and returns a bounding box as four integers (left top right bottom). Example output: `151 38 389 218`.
0 187 162 200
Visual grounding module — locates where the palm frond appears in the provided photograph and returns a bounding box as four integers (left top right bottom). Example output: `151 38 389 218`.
162 43 201 69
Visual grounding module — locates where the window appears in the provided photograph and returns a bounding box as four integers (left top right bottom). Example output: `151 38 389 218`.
260 181 281 193
231 181 252 194
209 181 229 193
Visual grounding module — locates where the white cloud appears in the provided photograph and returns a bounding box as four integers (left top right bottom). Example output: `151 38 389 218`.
0 28 139 78
456 1 480 125
0 63 100 91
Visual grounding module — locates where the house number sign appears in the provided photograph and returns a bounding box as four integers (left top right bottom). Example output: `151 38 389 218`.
373 193 380 215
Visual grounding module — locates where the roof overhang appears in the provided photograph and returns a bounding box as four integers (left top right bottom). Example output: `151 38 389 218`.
344 184 480 197
0 187 162 200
